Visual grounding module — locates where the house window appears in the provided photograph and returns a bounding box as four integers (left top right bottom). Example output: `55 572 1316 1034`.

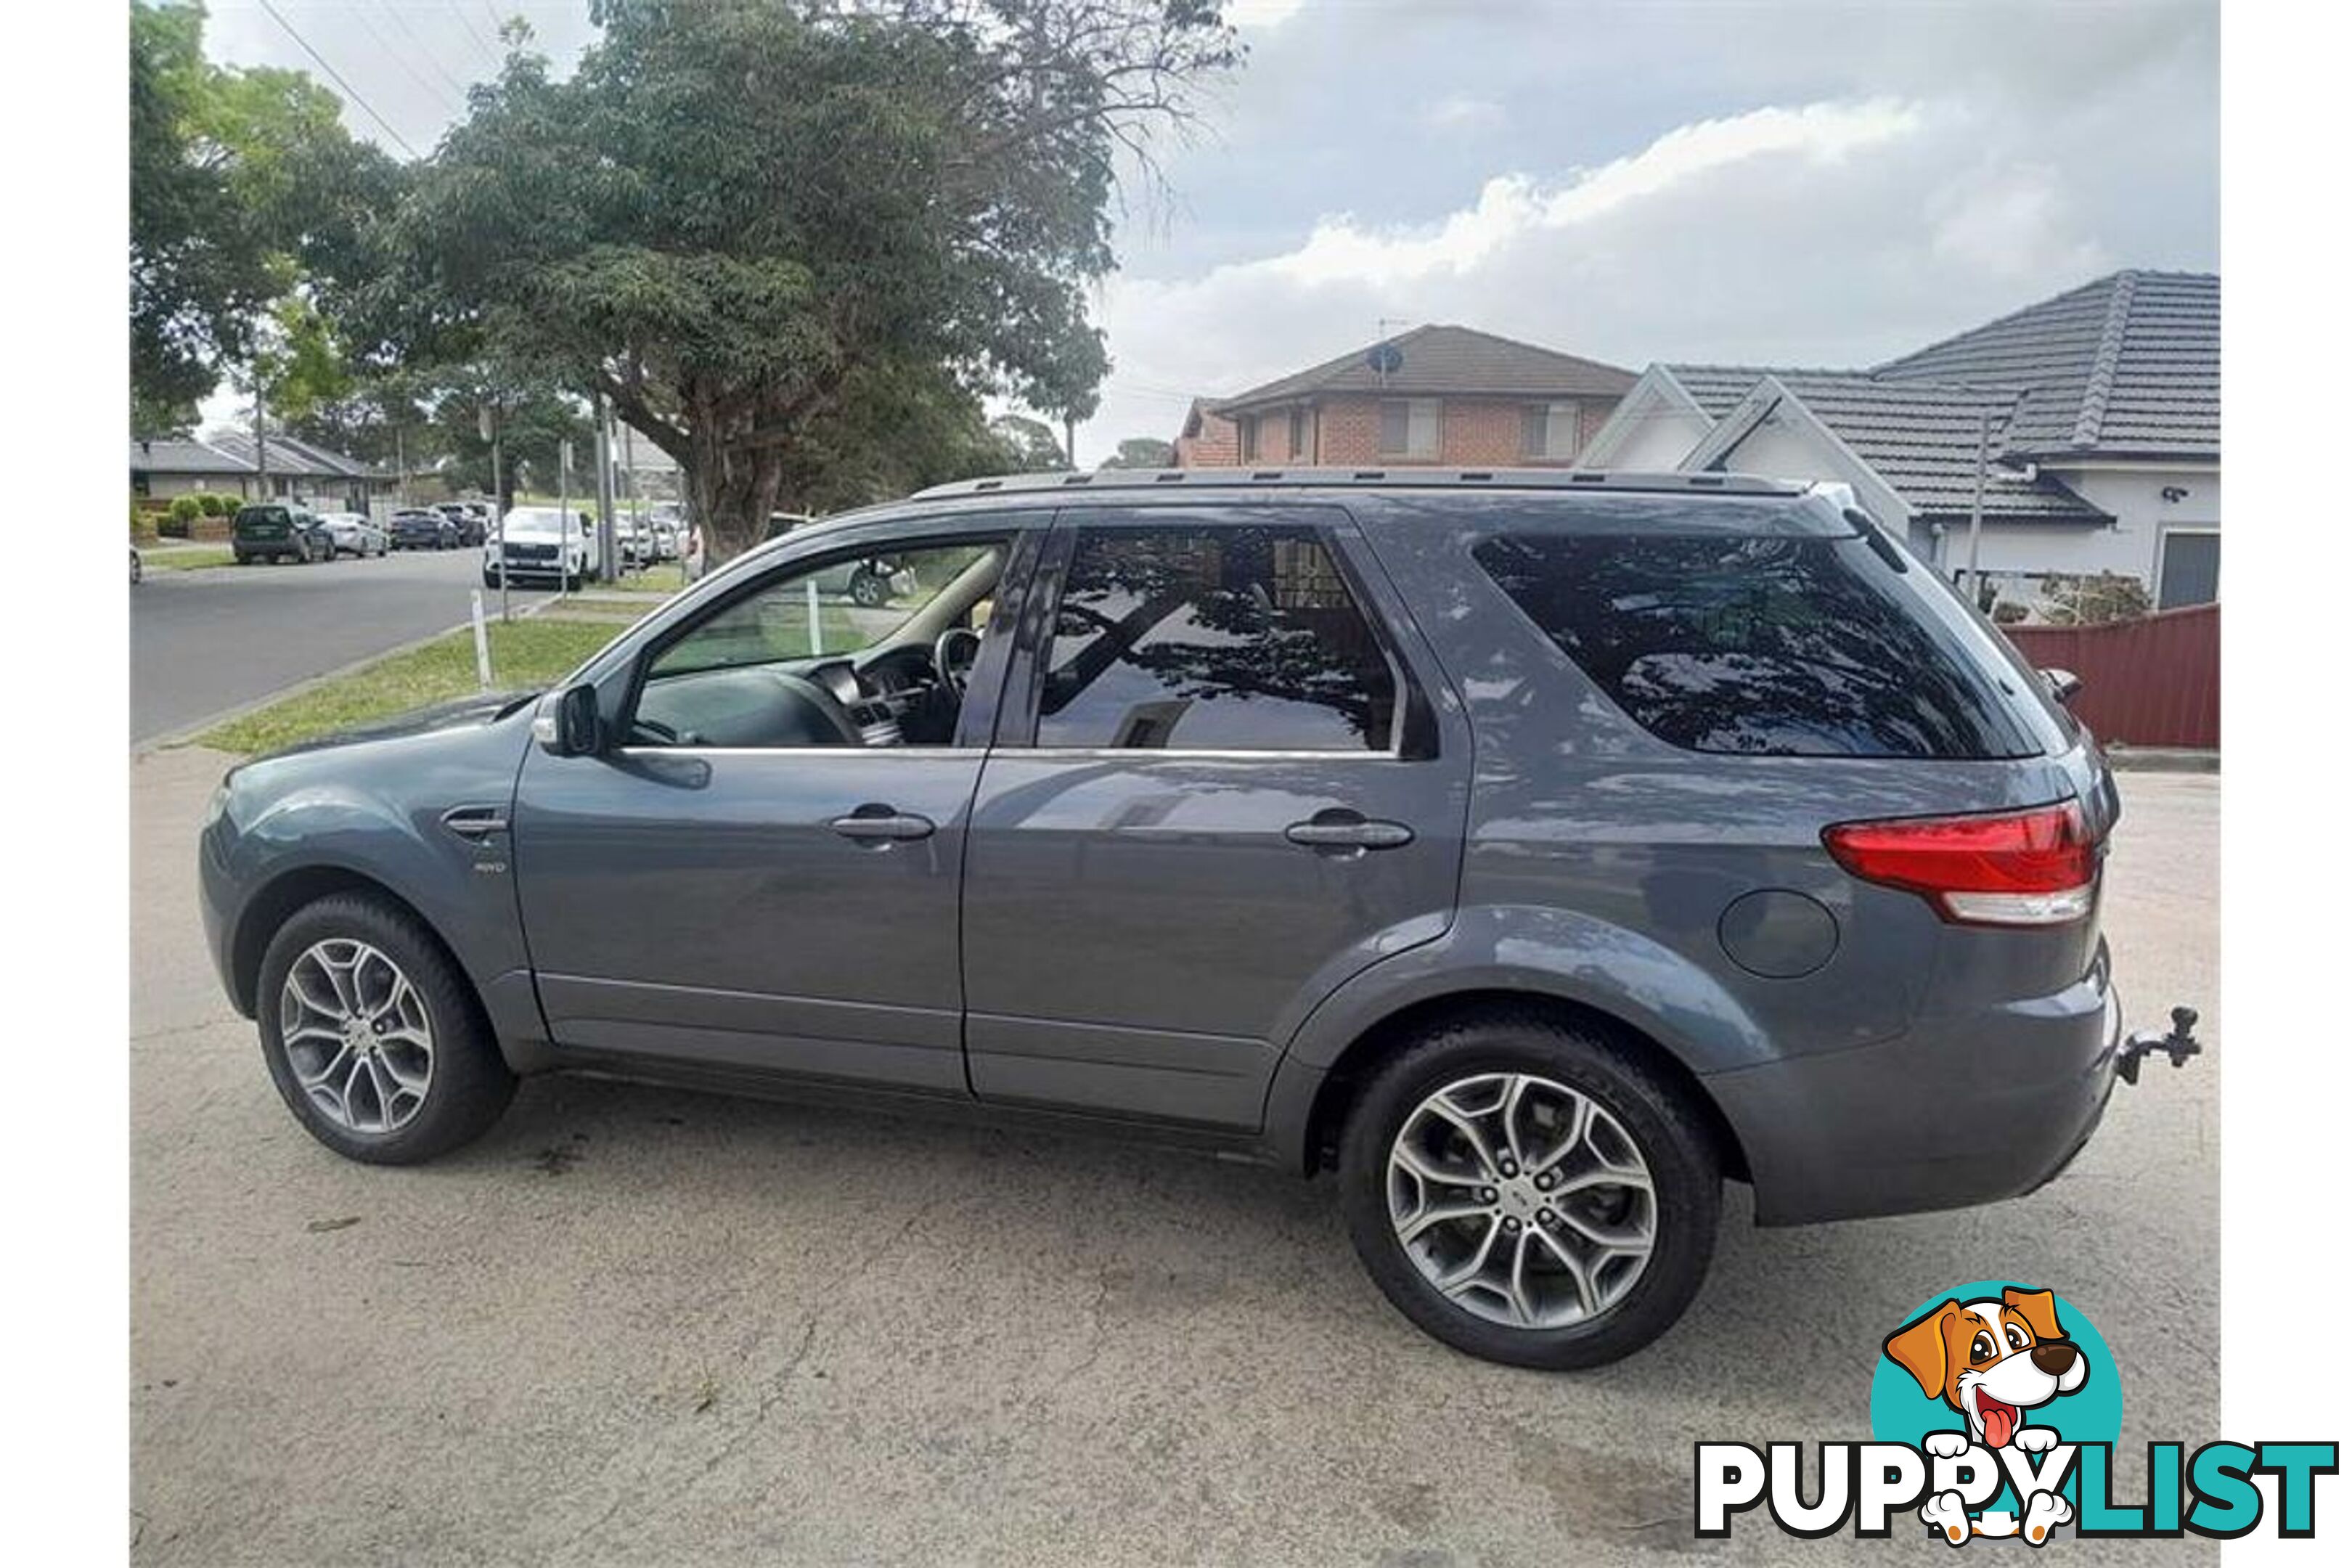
1522 402 1582 460
1289 407 1309 460
1238 415 1259 463
1379 399 1440 458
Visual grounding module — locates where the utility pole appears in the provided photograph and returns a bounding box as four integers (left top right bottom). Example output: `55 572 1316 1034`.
255 384 270 499
1063 412 1077 472
394 425 408 509
621 420 642 534
483 403 509 623
1964 408 1990 609
594 392 619 584
557 437 573 603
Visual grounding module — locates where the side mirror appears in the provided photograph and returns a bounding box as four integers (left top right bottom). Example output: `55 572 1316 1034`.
2041 667 2083 705
533 683 603 756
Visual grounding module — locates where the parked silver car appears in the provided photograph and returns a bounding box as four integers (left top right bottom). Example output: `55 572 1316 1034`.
318 513 391 558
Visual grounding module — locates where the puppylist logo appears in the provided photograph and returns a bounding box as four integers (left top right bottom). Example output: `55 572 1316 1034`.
1693 1281 2337 1545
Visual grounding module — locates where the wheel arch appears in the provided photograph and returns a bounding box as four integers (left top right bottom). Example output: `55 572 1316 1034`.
1293 987 1752 1185
229 864 457 1018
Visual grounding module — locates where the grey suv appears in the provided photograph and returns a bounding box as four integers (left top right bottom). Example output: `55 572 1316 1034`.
200 470 2139 1367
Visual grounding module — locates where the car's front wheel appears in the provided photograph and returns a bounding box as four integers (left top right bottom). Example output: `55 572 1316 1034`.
1337 1010 1721 1370
256 894 518 1164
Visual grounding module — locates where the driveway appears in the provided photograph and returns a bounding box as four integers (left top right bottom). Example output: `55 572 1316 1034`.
129 550 552 744
130 751 2217 1565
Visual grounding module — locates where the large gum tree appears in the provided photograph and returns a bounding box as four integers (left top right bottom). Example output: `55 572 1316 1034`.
390 0 1238 563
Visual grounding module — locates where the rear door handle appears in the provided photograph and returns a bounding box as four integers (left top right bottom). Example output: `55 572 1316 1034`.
1284 812 1414 852
829 807 936 844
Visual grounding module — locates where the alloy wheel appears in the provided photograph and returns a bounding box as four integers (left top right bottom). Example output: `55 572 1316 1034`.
1387 1072 1657 1329
277 939 436 1134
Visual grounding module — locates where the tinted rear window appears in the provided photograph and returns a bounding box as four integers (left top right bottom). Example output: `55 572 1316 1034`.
1472 533 2040 759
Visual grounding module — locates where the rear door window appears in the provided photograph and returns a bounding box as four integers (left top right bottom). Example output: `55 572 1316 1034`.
1472 532 2042 759
1037 525 1398 751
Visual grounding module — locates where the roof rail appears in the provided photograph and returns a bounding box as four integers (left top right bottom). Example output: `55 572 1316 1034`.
907 466 1805 502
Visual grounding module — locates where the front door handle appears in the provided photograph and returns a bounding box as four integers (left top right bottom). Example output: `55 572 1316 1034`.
1285 811 1415 852
829 807 936 844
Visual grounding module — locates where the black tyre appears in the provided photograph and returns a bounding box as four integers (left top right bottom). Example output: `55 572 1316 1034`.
481 570 499 590
849 567 888 608
1336 1010 1721 1369
256 894 518 1165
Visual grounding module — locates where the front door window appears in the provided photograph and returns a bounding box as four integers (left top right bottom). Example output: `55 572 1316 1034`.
629 537 1009 749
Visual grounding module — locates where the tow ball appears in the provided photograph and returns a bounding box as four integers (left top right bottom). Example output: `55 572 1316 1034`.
2117 1005 2202 1085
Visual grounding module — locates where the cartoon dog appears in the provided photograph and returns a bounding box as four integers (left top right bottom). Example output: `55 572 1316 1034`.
1884 1287 2088 1545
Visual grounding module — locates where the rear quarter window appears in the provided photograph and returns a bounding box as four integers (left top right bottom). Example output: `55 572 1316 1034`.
1471 532 2043 759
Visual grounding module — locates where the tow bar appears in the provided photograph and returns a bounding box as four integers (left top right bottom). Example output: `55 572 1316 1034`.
2117 1005 2203 1085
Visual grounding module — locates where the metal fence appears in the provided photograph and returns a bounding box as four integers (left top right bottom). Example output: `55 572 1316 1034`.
2006 602 2219 751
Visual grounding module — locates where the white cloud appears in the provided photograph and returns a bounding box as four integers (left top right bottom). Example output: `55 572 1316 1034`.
1266 99 1921 288
1927 163 2106 281
1225 0 1307 30
1077 81 2197 457
1420 95 1504 134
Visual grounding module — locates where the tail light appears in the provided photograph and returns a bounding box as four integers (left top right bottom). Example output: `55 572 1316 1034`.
1821 800 2097 927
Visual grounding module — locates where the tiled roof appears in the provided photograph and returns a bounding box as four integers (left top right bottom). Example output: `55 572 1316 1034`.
1662 365 2112 525
1872 270 2217 460
128 437 248 475
1217 324 1636 412
203 431 383 478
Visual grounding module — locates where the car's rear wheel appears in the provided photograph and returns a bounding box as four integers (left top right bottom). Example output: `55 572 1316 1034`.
1337 1011 1720 1369
850 567 888 608
256 894 517 1164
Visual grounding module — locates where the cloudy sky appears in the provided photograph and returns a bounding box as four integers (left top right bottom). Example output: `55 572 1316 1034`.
203 0 2218 465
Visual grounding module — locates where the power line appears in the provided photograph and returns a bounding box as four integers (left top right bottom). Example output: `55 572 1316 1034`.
448 1 505 73
351 4 460 118
379 1 475 101
256 0 420 159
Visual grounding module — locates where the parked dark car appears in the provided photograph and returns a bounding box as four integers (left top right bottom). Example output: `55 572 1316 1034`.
435 502 490 546
200 470 2157 1369
231 503 337 565
764 512 894 604
388 509 458 551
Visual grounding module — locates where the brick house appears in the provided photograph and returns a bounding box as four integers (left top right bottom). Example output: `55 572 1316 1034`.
1176 324 1637 468
1172 398 1239 466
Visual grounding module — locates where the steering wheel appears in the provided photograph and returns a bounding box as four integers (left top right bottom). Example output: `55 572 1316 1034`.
934 627 982 693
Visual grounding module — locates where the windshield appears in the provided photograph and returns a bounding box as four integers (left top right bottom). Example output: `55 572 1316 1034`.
650 542 1001 678
502 507 581 539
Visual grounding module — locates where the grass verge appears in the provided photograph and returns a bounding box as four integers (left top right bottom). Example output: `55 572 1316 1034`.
139 544 239 571
198 617 622 756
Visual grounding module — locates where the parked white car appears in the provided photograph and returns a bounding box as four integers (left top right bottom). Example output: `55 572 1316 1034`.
318 513 391 558
483 505 600 589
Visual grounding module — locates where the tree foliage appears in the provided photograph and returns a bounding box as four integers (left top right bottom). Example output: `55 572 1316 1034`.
989 415 1069 473
1098 435 1175 468
391 0 1237 558
130 1 401 435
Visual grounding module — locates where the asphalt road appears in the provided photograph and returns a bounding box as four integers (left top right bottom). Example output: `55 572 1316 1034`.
128 753 2218 1566
129 547 552 744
